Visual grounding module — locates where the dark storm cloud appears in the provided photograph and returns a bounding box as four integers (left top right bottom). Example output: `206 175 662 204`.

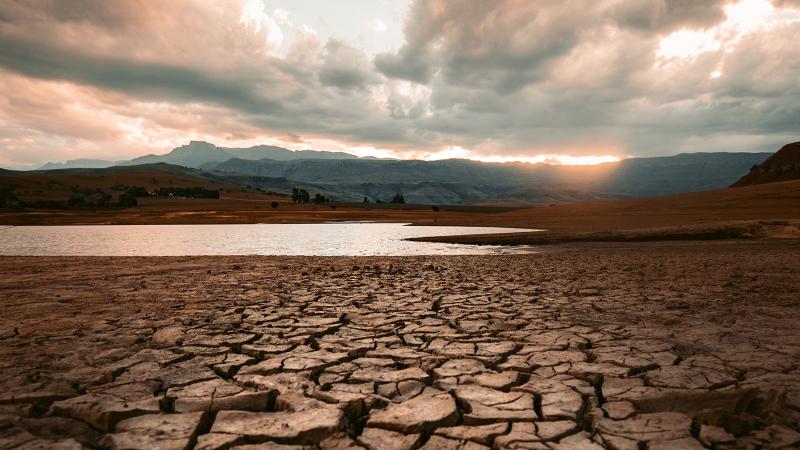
0 0 798 168
0 37 285 115
611 0 728 31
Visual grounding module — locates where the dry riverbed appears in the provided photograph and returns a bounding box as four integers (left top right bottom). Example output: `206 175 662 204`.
1 242 799 449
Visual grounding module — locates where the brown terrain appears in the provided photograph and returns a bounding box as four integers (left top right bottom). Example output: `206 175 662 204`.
1 242 799 449
732 142 800 187
3 176 799 247
2 150 800 448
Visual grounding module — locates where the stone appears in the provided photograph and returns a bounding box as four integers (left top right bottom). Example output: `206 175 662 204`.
454 385 537 424
318 432 363 449
358 427 419 450
195 432 244 450
50 381 163 431
461 371 522 390
0 427 36 448
596 412 692 443
15 438 84 449
647 437 706 450
433 423 508 445
512 376 584 420
350 367 430 384
698 424 736 447
432 359 486 378
152 326 186 347
211 408 345 444
418 435 490 449
100 412 207 450
17 416 100 447
166 379 273 413
549 432 604 450
602 401 637 420
752 424 800 448
367 390 458 433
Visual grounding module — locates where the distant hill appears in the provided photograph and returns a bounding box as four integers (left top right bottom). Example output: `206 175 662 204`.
0 163 224 207
732 141 800 187
29 140 772 204
38 158 118 170
115 141 360 169
204 152 770 204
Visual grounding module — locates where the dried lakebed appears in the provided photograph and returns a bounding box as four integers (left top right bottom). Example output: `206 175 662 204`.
1 242 799 449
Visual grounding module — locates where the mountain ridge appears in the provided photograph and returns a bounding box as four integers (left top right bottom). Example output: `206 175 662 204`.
732 141 800 187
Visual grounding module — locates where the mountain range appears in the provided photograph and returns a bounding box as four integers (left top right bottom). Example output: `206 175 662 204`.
204 152 770 204
32 140 774 204
37 141 362 170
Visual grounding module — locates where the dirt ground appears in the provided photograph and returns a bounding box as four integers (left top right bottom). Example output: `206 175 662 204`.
1 241 799 448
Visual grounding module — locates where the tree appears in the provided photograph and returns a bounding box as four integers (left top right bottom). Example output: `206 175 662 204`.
312 193 328 204
271 201 279 208
117 192 138 207
363 197 369 203
432 205 440 211
390 193 406 204
291 187 311 204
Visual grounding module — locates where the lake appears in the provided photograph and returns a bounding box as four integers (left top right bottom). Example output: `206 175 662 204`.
0 223 536 256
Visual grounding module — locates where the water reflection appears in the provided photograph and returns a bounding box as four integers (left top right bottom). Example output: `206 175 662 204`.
0 223 537 256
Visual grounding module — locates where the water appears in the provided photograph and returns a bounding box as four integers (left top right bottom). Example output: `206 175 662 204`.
0 223 537 256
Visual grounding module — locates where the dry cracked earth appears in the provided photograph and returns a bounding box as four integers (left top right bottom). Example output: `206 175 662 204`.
1 242 799 449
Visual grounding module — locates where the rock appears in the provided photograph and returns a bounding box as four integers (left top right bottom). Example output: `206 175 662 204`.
644 365 737 390
152 327 186 347
15 438 84 449
166 379 274 413
230 444 314 449
350 367 430 384
433 423 508 445
512 376 584 420
528 351 586 367
210 408 345 444
752 424 800 448
213 354 255 377
453 385 537 424
195 432 244 450
646 437 706 450
418 435 490 449
549 431 604 450
602 401 637 420
17 416 100 447
318 432 362 449
461 371 522 390
596 412 692 443
50 382 163 431
698 424 736 447
491 423 542 448
0 427 36 448
358 427 419 450
432 359 486 378
100 412 207 450
367 390 458 433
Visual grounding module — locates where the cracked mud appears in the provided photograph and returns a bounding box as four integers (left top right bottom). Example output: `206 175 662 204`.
1 243 799 449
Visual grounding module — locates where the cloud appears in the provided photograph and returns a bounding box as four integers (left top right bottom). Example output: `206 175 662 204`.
0 0 798 168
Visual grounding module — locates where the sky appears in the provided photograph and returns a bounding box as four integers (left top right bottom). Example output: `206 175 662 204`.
0 0 798 168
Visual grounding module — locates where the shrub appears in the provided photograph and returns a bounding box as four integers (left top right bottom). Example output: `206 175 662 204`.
271 201 279 208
